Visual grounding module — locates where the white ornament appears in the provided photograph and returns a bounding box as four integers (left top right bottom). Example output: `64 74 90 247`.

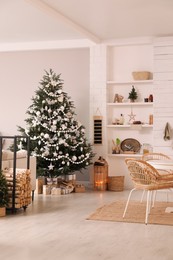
57 89 62 94
62 125 66 130
51 80 57 86
60 106 64 111
48 163 54 170
72 156 77 161
51 125 57 131
58 95 64 102
44 134 49 139
59 139 64 145
36 111 41 116
53 152 58 157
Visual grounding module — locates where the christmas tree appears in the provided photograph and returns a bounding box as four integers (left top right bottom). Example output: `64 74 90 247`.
17 69 94 177
128 85 138 102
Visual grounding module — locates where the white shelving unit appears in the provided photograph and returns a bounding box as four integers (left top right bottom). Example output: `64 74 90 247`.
106 79 153 154
105 44 153 189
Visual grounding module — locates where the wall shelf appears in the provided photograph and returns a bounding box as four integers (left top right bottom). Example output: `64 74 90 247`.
107 124 153 129
107 153 142 158
107 102 153 106
107 80 153 85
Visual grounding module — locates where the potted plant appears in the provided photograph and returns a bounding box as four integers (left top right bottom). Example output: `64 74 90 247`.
112 138 121 154
128 86 138 102
0 170 9 216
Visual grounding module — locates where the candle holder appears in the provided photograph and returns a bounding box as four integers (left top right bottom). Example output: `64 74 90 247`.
94 161 108 191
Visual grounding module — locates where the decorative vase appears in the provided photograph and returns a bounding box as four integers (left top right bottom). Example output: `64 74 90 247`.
112 145 121 154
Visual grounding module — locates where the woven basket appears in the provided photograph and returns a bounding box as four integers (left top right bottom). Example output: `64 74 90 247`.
132 71 151 80
108 176 124 191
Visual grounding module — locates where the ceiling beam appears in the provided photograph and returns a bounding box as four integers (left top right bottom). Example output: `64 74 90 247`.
25 0 100 44
0 39 96 52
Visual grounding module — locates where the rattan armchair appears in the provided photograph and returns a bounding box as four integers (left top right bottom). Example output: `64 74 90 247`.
141 152 171 202
142 152 171 161
123 158 173 224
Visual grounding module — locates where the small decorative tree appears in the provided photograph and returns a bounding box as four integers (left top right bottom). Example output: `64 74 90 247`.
128 86 138 102
0 170 9 209
16 69 94 177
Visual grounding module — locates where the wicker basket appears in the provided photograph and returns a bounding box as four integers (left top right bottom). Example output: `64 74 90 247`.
132 71 151 80
108 176 124 191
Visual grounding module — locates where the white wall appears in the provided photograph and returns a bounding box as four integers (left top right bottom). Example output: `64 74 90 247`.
153 37 173 157
0 48 89 136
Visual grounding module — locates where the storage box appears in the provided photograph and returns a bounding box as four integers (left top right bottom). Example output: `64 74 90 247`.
43 185 51 195
36 177 46 194
108 176 124 191
51 187 61 195
75 184 85 193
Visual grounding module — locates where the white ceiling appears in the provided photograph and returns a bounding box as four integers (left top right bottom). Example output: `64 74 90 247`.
1 0 173 49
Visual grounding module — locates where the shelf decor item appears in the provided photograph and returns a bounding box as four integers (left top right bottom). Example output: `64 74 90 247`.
128 86 138 102
112 138 121 154
132 71 151 80
114 94 124 103
93 116 103 145
120 138 141 154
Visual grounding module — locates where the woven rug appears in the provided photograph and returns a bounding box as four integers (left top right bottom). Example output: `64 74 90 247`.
87 200 173 226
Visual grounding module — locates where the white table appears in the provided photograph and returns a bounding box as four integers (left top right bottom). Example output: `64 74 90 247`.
148 159 173 213
147 160 173 171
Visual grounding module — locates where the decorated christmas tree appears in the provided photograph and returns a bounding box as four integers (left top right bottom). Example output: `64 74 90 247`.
128 85 138 102
17 69 94 177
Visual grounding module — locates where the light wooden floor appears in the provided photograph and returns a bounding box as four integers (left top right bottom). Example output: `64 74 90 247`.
1 189 173 260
